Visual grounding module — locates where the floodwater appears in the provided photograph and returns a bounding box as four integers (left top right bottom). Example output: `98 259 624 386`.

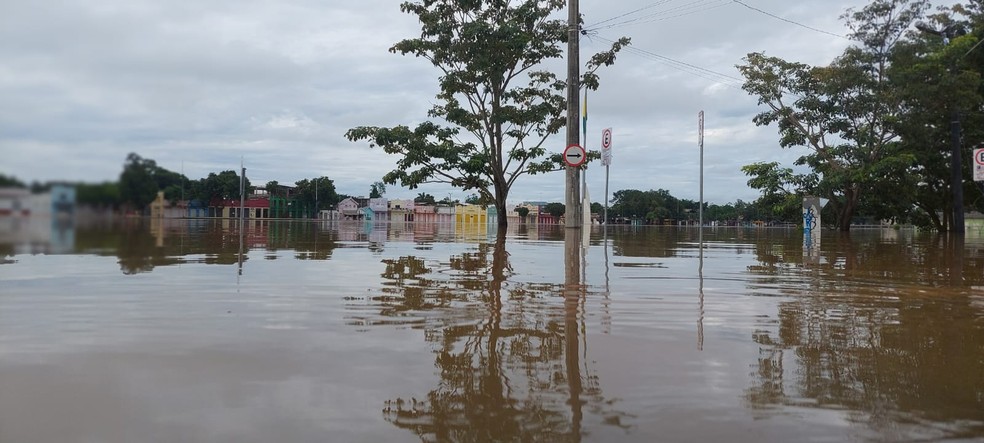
1 218 983 443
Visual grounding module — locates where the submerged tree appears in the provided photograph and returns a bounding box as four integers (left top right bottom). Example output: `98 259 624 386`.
346 0 628 228
738 0 929 231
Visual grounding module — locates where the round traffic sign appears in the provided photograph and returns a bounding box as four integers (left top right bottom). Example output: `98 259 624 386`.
602 128 612 150
976 147 984 165
563 144 586 167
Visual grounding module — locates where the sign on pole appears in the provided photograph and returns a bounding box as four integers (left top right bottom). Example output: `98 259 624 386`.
564 144 586 167
975 147 984 181
601 128 612 166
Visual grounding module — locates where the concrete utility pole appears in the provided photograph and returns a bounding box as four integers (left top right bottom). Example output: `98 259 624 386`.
565 0 581 229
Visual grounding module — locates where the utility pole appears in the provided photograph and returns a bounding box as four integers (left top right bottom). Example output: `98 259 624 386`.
565 0 581 229
918 22 965 234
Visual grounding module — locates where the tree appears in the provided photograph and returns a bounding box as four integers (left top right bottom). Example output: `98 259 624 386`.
119 153 160 211
514 206 530 223
370 181 386 198
590 202 603 215
609 189 680 224
737 0 929 231
741 162 809 224
0 174 25 188
76 182 121 208
888 6 983 230
543 202 564 217
415 192 436 205
194 170 249 203
295 177 339 217
345 0 629 229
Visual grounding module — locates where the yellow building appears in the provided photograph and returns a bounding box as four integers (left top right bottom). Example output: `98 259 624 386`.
455 204 487 225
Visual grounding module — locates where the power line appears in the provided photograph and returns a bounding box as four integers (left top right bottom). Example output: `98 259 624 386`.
590 34 745 89
587 0 731 31
731 0 849 40
585 0 850 41
585 0 675 29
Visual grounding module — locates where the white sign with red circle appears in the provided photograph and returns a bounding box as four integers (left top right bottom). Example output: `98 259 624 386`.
564 144 586 167
601 128 613 166
974 147 984 182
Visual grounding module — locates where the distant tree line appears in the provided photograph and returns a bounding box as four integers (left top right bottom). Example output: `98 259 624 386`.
0 153 346 215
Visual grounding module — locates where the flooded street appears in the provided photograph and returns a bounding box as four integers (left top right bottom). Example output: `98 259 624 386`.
1 219 983 442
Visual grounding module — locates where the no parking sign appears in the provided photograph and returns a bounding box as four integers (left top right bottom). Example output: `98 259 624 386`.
975 147 984 182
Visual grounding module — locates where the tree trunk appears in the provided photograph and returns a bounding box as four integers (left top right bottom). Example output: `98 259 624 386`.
495 192 508 229
836 188 860 232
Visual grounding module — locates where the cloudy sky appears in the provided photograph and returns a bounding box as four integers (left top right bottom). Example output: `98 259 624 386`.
0 0 959 205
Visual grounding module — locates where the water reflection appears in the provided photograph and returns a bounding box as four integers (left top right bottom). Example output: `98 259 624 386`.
746 230 984 439
367 233 623 441
4 219 984 440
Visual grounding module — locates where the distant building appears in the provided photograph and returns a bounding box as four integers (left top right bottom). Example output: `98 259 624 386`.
369 198 389 221
456 204 487 224
389 199 414 222
0 188 32 216
338 197 364 220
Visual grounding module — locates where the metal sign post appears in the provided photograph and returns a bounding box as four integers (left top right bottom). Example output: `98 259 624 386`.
601 128 612 226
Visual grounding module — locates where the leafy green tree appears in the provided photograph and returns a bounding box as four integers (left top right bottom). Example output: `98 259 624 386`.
737 0 928 231
888 6 983 229
544 202 565 217
741 162 808 224
370 181 386 198
415 192 436 205
294 177 339 217
610 189 680 224
119 153 160 210
194 170 249 203
76 182 121 208
0 174 25 188
514 206 530 223
345 0 629 228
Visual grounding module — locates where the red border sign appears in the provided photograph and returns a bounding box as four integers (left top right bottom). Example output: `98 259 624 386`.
564 144 586 167
974 147 984 181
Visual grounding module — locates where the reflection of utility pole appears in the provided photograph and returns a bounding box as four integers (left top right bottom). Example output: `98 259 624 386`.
563 233 583 439
917 22 965 234
565 0 581 229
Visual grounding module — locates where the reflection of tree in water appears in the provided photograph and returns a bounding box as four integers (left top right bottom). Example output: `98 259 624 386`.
71 220 341 274
374 234 623 441
746 233 984 438
610 226 684 258
116 221 184 274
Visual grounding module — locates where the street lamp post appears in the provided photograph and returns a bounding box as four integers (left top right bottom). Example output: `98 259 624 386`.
917 22 965 234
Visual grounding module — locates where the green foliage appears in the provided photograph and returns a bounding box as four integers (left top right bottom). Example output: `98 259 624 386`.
346 0 628 227
370 181 386 198
543 202 565 217
0 173 25 188
193 170 249 203
415 192 437 204
610 189 686 223
514 206 530 218
741 162 807 223
76 182 121 208
119 153 161 210
294 177 339 217
737 0 928 231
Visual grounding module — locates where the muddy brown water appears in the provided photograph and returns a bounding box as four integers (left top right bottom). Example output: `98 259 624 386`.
1 218 982 442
